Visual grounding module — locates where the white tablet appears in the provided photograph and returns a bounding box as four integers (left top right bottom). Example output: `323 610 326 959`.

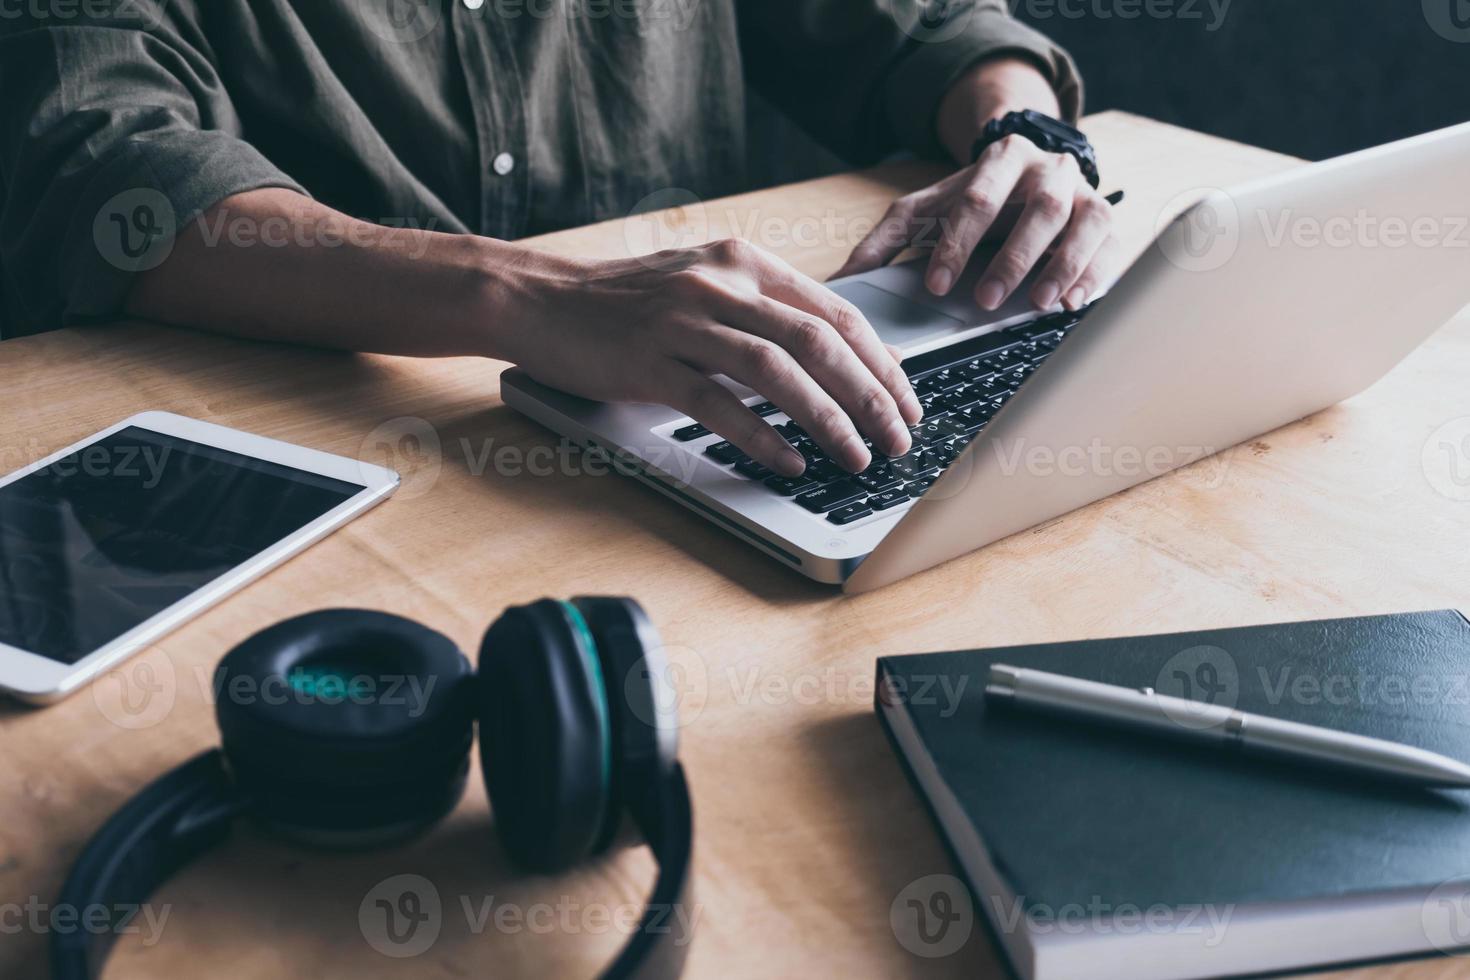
0 412 399 703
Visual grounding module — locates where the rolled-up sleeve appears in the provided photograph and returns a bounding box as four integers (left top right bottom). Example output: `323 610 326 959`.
0 0 304 333
738 0 1082 164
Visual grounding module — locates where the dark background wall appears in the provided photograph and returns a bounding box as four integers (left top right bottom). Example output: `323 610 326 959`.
1015 0 1470 160
750 0 1470 184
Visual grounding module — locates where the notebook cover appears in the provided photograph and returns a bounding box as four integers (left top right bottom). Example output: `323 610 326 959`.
875 609 1470 912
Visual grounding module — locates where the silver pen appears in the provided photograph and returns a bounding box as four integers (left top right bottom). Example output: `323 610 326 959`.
984 664 1470 788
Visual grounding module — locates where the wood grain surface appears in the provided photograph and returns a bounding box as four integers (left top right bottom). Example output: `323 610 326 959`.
2 111 1467 979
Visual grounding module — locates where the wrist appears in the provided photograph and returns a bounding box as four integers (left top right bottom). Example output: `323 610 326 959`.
455 237 552 363
937 56 1061 165
461 237 585 365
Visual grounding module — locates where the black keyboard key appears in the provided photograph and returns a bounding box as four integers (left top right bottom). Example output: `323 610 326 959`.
795 440 826 463
935 386 983 413
704 441 746 465
891 451 938 481
867 489 910 511
905 477 937 498
974 377 1007 399
764 475 817 496
794 479 866 513
955 360 992 382
903 418 949 444
952 406 992 433
777 422 806 445
749 401 780 417
805 460 846 484
932 417 972 440
899 327 1043 380
855 464 901 493
1015 314 1072 338
918 391 947 414
826 503 873 526
932 442 960 467
673 422 710 441
734 458 773 481
912 421 957 446
914 369 961 395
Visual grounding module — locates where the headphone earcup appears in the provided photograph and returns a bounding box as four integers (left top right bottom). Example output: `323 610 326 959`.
215 610 474 847
570 597 680 854
477 600 612 872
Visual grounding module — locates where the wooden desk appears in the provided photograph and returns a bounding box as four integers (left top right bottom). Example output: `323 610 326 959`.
4 112 1467 980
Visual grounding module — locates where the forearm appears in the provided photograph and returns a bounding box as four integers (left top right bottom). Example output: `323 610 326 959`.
936 57 1062 166
125 189 528 359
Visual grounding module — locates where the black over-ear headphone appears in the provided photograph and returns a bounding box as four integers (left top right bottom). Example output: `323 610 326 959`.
52 597 693 979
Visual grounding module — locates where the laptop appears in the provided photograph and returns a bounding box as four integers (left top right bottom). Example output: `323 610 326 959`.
502 122 1470 593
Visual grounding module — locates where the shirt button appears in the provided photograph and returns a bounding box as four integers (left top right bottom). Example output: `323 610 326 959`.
462 0 484 9
492 152 516 176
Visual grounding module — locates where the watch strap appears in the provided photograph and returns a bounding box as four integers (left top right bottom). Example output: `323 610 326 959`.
971 110 1101 189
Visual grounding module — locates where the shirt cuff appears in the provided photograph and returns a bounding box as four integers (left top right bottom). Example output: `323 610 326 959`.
883 8 1084 162
58 130 307 325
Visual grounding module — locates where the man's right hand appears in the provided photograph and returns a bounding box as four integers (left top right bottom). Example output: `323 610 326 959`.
502 238 921 477
127 193 918 478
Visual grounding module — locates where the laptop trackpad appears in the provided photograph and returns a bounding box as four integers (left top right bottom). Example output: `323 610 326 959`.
829 281 968 348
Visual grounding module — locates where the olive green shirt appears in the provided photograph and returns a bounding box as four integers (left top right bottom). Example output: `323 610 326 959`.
0 0 1079 338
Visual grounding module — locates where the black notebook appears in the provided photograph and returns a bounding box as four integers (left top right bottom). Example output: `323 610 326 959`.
875 610 1470 980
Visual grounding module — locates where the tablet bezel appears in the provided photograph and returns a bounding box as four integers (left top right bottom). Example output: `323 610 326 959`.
0 411 400 703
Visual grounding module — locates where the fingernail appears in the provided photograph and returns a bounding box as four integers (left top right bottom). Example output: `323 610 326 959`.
929 267 955 296
1034 279 1061 310
841 436 872 473
775 447 806 477
1064 287 1087 310
978 279 1006 310
901 390 923 425
883 418 912 458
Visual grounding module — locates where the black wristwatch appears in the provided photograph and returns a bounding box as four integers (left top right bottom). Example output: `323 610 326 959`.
971 109 1100 189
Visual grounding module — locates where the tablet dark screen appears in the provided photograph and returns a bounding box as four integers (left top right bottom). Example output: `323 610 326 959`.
0 427 362 664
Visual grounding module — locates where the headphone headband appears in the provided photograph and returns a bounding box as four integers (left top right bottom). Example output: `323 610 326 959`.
50 750 694 979
50 751 245 980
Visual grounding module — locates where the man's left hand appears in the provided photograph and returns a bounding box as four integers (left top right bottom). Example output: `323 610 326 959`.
834 134 1123 313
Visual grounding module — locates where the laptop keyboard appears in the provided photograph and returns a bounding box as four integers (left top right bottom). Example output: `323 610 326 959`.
668 307 1092 527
